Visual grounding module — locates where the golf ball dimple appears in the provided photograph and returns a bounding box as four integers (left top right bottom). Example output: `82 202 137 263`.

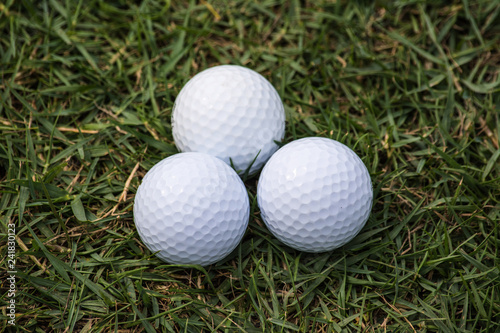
133 152 250 266
257 137 373 253
172 65 286 175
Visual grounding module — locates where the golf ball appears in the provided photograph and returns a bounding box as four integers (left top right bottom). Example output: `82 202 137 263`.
134 152 250 266
257 137 373 252
172 65 285 175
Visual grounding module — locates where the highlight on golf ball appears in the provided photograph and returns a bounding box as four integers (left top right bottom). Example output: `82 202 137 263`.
172 65 286 176
133 152 250 266
257 137 373 253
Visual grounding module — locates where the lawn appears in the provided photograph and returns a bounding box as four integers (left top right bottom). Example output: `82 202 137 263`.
1 0 499 332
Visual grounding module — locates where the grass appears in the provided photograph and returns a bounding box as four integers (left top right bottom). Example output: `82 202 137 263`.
1 0 499 332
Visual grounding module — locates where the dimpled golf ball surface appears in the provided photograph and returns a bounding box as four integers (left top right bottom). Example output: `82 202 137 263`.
134 152 250 266
172 65 285 175
257 137 373 252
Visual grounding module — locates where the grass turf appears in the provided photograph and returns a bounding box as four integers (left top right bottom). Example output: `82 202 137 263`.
1 0 499 332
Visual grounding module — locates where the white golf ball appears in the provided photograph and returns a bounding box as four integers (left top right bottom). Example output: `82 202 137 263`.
257 137 373 252
134 152 250 266
172 65 286 175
